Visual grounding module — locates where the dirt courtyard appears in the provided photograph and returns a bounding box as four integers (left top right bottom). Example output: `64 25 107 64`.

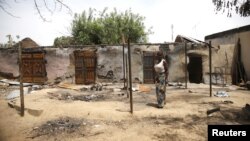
0 83 249 141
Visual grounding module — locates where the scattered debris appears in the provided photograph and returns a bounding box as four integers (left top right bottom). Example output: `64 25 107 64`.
0 81 9 87
168 83 174 86
47 92 105 102
168 82 183 87
90 83 103 91
132 85 139 92
113 88 121 92
97 70 114 80
54 77 63 84
57 83 91 91
47 92 73 100
53 73 74 84
29 117 83 138
223 100 233 104
73 94 105 102
202 100 234 106
139 84 151 92
6 87 32 100
106 70 114 79
101 83 113 86
214 91 229 97
103 85 123 92
0 79 33 86
176 82 183 87
93 124 101 128
32 85 43 90
207 107 220 115
132 87 138 92
117 93 125 96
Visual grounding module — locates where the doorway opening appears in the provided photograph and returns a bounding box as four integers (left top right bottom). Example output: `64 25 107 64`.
188 56 203 83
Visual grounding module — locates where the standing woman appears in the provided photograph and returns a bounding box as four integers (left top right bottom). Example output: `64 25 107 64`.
154 52 168 108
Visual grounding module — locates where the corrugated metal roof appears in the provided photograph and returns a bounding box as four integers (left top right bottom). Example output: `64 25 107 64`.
175 35 205 44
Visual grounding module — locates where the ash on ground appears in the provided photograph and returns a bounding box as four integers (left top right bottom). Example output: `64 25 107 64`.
29 117 87 139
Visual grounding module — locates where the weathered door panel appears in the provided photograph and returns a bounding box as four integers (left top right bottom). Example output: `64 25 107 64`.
34 62 46 83
143 52 160 84
21 49 47 83
75 54 84 84
74 51 96 84
75 70 84 84
22 59 33 82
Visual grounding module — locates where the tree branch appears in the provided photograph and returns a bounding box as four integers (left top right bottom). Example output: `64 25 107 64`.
34 0 48 22
213 0 250 17
1 0 72 21
55 0 72 15
53 0 57 13
43 0 53 14
0 4 20 18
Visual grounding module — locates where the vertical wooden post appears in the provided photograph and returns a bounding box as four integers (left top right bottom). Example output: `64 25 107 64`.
209 41 212 97
18 42 24 116
128 38 133 114
123 43 125 89
125 53 129 98
185 43 187 89
122 35 126 89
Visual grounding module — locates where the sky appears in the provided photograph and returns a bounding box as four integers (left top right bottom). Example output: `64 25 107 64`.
0 0 250 46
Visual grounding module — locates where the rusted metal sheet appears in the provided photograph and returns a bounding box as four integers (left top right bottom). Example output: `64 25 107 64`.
143 52 160 84
21 48 47 83
74 50 97 84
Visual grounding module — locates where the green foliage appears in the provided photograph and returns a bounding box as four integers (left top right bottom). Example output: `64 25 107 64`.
212 0 250 17
71 8 152 44
53 36 74 47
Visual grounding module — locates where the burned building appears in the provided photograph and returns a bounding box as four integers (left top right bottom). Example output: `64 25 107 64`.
0 35 238 86
205 24 250 85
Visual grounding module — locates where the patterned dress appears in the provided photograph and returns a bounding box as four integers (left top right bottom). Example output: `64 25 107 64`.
155 59 168 108
155 72 166 108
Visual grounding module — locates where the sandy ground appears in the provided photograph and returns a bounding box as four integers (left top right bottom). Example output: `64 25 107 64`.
0 83 250 141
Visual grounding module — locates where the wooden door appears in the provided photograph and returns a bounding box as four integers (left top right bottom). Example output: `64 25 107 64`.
21 49 47 83
143 52 160 83
74 50 97 84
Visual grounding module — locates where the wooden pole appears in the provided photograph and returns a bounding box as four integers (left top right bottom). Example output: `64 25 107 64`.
185 43 187 89
122 35 126 89
18 42 24 116
128 38 133 114
123 43 125 89
209 41 212 97
125 53 129 98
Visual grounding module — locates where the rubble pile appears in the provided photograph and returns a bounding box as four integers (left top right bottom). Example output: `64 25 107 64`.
73 94 105 101
47 92 106 102
30 117 83 138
